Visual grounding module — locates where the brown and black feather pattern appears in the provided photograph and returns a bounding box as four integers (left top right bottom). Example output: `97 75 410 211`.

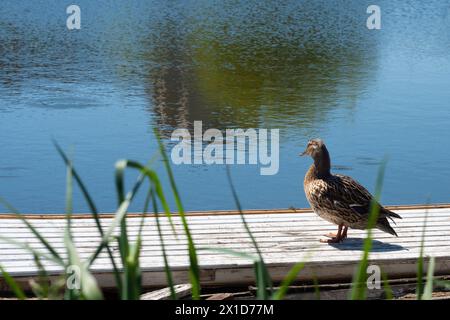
302 139 401 236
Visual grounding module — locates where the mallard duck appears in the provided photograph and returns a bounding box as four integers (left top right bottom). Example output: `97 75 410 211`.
301 139 401 243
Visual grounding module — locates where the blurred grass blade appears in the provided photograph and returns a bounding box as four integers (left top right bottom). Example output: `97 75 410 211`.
381 272 393 300
66 156 73 222
226 166 273 296
434 279 450 290
115 159 176 233
254 260 268 299
30 253 52 299
89 160 177 267
64 230 103 300
122 241 142 300
64 155 77 300
198 247 268 299
155 131 201 300
53 141 122 291
119 185 153 300
350 159 386 300
272 261 306 300
313 274 320 300
150 188 176 300
0 265 26 300
154 130 184 218
226 167 262 257
54 140 99 215
417 209 429 299
422 257 435 300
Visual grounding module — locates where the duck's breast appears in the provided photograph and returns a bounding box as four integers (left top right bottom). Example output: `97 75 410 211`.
304 179 348 225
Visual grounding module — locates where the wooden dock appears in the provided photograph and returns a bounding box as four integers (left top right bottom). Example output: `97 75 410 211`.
1 204 450 290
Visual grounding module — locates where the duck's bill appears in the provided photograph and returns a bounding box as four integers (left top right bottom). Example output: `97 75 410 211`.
300 151 307 156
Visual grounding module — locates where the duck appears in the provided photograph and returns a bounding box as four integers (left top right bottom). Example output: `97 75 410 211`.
301 138 401 243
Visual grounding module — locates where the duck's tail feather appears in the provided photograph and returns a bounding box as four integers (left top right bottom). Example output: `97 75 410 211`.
380 208 402 224
376 217 398 237
387 210 402 219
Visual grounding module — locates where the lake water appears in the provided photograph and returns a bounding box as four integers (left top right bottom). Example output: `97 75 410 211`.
1 1 450 214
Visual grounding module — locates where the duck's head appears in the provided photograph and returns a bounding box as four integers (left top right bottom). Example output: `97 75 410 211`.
300 138 327 160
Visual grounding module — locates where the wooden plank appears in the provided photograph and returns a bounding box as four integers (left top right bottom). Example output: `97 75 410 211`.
206 293 234 300
0 206 450 290
140 284 191 300
1 207 450 226
1 213 448 230
2 217 449 236
2 231 450 255
1 203 449 219
1 245 449 274
1 235 448 257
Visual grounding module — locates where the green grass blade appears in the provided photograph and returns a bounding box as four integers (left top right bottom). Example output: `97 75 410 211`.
155 131 201 300
422 257 435 300
89 160 175 263
139 186 151 237
53 141 122 292
115 160 175 231
254 260 268 299
66 157 73 223
381 272 393 300
114 160 132 270
64 230 103 300
226 166 273 297
116 182 151 300
154 130 184 217
272 261 306 300
150 188 176 300
126 185 153 300
434 279 450 290
312 274 320 300
0 265 26 299
225 167 262 257
64 157 78 300
30 253 53 299
199 247 267 299
127 240 143 300
90 199 130 264
53 140 99 215
417 209 429 300
350 160 386 300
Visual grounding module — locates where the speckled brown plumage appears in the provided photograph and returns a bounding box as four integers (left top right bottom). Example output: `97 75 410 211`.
302 139 401 243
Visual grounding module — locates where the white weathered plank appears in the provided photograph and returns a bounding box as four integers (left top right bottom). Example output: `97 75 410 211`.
1 206 450 289
0 210 448 227
140 284 192 300
1 219 448 238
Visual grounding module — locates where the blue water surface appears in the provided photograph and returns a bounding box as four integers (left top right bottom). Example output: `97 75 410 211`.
1 1 450 213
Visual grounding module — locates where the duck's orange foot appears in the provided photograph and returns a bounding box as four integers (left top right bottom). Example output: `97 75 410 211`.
323 232 338 238
320 237 342 243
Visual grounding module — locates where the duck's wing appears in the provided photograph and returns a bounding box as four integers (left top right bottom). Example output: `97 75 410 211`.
331 174 373 211
311 174 371 223
330 174 400 221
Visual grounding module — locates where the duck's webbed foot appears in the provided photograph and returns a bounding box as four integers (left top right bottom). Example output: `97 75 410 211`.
320 237 341 243
323 232 338 238
320 225 348 243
